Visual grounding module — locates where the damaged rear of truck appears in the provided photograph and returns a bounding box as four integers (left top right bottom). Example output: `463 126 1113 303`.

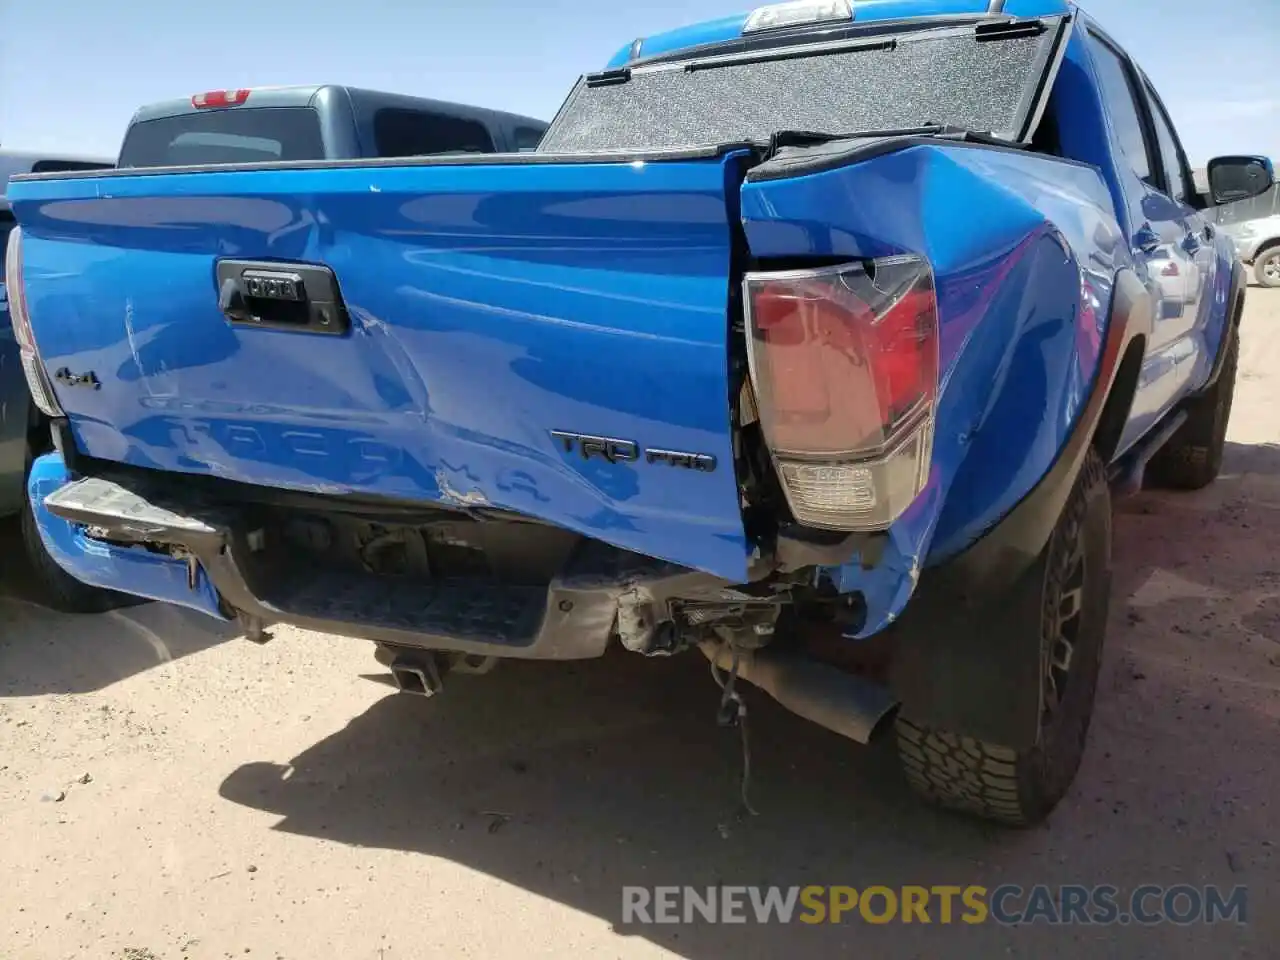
6 2 1240 825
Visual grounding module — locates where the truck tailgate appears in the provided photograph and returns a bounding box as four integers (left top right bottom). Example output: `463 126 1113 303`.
10 156 751 580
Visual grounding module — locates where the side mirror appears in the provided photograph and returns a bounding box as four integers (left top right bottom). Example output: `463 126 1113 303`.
1207 155 1275 205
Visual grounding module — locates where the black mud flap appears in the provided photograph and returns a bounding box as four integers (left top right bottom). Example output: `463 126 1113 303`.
1197 257 1247 396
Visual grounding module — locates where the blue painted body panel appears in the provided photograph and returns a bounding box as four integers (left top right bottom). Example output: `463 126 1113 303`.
27 451 227 616
743 143 1115 633
10 157 753 582
5 1 1254 642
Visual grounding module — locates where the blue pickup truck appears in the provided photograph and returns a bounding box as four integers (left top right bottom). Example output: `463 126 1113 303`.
5 0 1274 825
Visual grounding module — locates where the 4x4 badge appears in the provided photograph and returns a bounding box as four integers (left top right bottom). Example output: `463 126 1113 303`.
53 367 101 390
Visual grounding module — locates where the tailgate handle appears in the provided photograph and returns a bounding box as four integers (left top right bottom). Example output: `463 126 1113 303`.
215 259 349 335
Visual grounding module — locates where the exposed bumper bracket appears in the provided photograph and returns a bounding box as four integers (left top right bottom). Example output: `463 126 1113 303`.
43 473 741 661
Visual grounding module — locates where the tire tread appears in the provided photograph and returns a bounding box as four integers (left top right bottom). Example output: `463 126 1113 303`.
1147 325 1238 490
894 448 1110 826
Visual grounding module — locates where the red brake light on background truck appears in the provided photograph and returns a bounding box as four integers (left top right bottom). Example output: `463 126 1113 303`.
191 89 251 109
743 256 939 532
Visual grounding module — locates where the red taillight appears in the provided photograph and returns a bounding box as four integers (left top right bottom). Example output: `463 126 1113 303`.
191 89 251 109
744 256 938 531
3 226 64 417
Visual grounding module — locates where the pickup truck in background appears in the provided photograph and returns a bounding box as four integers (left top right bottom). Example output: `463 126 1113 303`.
1 149 119 611
118 85 548 167
6 0 1274 825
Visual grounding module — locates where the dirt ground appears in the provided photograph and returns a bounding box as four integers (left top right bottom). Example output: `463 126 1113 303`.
3 290 1279 960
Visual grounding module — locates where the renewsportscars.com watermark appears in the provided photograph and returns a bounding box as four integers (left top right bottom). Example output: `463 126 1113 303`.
621 884 1248 926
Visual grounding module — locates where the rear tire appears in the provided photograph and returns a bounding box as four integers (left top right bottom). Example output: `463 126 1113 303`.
894 448 1112 826
14 450 130 614
1146 324 1238 490
1255 248 1280 289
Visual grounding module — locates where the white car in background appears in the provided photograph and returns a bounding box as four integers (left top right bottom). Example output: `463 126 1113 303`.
1222 213 1280 288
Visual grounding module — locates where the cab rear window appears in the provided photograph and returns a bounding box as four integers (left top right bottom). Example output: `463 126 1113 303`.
30 160 111 173
118 107 326 168
372 108 496 157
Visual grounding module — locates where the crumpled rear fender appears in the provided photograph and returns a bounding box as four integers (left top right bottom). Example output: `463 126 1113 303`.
741 141 1122 635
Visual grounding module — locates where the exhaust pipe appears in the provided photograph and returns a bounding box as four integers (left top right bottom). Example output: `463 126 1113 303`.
389 654 444 698
699 641 898 744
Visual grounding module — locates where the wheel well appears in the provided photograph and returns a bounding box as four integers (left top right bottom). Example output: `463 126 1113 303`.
1255 238 1280 259
1094 276 1243 464
1091 335 1145 464
25 405 51 458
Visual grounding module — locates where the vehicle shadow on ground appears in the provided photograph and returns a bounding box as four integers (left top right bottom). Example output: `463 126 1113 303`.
0 597 241 696
216 440 1280 958
0 516 242 694
0 511 242 695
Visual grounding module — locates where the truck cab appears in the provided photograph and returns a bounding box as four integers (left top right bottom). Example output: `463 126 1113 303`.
117 85 548 167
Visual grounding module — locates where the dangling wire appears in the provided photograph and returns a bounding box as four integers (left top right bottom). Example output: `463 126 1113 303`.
710 641 759 818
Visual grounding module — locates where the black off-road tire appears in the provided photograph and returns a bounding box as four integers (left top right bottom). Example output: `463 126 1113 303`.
1255 247 1280 289
894 448 1112 826
16 492 125 614
1145 324 1238 490
12 452 130 614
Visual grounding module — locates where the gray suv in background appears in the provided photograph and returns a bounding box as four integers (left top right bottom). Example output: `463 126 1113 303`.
118 85 548 167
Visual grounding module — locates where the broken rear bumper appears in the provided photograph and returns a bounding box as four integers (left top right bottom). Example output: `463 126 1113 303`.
28 452 227 616
27 451 744 659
